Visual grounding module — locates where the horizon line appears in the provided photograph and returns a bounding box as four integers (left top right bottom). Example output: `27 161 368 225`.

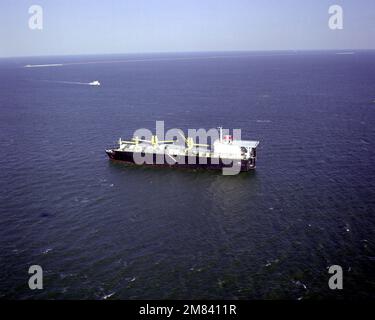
1 48 375 60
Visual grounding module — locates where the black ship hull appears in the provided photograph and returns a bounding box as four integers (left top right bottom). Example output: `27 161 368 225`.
106 150 255 172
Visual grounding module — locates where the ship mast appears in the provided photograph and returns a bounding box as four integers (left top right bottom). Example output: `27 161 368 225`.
218 126 223 142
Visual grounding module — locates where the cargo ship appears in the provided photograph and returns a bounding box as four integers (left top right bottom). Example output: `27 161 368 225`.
105 127 259 172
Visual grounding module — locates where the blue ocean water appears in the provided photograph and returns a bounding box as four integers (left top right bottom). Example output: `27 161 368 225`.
0 51 374 299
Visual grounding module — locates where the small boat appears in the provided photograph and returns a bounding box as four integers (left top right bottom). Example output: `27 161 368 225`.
89 80 100 86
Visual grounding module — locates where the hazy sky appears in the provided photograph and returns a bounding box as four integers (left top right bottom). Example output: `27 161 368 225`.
1 0 374 57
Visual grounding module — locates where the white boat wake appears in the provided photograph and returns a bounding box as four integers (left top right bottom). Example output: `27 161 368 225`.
23 52 299 68
37 79 100 86
25 64 63 68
